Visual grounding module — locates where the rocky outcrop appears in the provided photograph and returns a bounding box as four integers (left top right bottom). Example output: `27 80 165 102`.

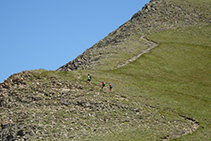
0 70 200 140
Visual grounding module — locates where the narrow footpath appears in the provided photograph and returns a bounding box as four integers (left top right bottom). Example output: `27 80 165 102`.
117 36 158 68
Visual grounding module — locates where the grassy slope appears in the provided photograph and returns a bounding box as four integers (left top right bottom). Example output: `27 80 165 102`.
61 18 211 140
146 25 211 140
77 25 210 140
44 0 211 139
81 24 211 140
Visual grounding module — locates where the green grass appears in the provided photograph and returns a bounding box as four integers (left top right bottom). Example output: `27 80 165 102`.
81 24 211 140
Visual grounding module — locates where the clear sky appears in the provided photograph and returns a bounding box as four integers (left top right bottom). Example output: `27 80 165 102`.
0 0 149 83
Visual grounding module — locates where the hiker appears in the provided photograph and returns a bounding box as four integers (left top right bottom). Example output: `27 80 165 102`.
109 82 113 92
86 74 91 85
101 81 105 90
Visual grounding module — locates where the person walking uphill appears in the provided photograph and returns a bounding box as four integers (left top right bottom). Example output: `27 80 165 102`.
86 74 92 85
109 83 113 92
101 81 105 90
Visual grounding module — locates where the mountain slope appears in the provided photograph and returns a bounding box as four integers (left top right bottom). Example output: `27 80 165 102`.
58 0 211 71
0 69 202 140
0 0 211 140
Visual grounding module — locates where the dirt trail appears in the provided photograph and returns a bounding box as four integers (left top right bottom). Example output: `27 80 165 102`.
117 37 158 68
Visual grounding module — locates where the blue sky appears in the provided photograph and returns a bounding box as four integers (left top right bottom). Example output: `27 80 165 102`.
0 0 149 82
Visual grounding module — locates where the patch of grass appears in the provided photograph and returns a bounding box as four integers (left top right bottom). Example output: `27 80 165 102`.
139 116 143 119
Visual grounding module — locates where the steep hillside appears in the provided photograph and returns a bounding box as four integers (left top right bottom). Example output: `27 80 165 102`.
1 0 211 140
58 0 211 71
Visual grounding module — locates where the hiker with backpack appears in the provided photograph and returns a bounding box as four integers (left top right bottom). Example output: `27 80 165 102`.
86 74 92 85
109 82 113 92
101 81 105 90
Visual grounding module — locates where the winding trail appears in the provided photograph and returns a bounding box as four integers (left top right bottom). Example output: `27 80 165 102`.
117 37 158 68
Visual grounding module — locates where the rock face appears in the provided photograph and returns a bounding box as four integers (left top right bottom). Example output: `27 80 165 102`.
57 0 210 72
